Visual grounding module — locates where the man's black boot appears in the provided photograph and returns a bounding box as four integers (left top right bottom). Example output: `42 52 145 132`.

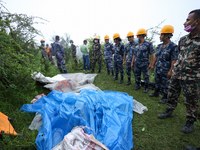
119 76 123 84
182 120 194 134
63 70 67 74
59 69 63 74
107 70 110 75
113 74 118 81
126 78 131 85
143 84 149 93
158 94 168 104
98 69 101 73
90 69 94 73
185 146 200 150
149 89 159 97
158 109 173 119
111 71 114 77
134 82 141 90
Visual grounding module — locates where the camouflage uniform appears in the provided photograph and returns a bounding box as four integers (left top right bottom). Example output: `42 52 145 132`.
71 44 77 64
134 40 155 86
104 43 114 72
39 44 48 60
53 41 67 72
155 41 178 95
166 32 200 121
114 43 125 77
92 43 102 71
124 42 138 78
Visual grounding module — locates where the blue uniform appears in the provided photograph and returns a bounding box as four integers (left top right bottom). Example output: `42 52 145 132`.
124 42 138 78
104 43 114 72
155 41 178 94
113 43 124 77
53 41 67 72
134 40 155 85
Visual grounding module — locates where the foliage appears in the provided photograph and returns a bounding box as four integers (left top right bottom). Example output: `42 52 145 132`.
145 20 165 44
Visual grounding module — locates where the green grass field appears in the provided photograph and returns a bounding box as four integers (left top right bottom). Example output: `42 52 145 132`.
0 64 200 150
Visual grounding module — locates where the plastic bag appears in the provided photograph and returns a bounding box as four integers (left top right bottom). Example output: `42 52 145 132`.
29 113 43 131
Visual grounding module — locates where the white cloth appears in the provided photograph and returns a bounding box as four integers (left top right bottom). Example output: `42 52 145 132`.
51 127 109 150
52 56 57 67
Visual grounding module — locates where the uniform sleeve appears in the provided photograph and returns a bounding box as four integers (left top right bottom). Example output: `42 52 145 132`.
92 44 94 57
121 44 125 55
100 44 102 55
53 43 57 52
171 45 179 60
178 40 181 53
73 45 76 51
133 49 137 56
111 44 113 51
149 42 155 54
124 45 127 55
155 45 159 58
60 44 65 57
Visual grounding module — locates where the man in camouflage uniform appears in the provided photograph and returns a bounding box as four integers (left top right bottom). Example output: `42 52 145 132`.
113 33 125 84
131 29 155 93
104 35 114 77
39 39 48 60
158 9 200 134
91 35 102 73
53 36 67 73
123 31 138 85
70 40 77 65
149 25 179 104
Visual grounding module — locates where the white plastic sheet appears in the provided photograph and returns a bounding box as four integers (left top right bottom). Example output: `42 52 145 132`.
31 72 148 114
32 72 100 92
51 127 109 150
133 100 148 114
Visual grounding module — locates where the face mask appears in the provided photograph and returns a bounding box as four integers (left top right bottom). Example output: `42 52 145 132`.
184 20 197 32
95 40 98 43
42 43 45 46
70 43 72 45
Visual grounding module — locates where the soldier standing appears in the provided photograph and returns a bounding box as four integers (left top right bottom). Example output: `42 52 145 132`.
113 33 124 84
149 25 178 103
123 31 138 85
39 39 48 60
91 35 102 73
70 40 77 65
104 35 114 77
158 9 200 134
53 35 67 73
131 28 155 93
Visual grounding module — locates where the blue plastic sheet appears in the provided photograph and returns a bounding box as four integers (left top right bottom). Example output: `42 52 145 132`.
20 89 133 150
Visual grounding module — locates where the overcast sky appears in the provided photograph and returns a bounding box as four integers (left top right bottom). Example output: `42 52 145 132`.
4 0 200 46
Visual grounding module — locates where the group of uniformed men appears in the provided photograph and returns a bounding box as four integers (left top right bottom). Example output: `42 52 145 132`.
107 9 200 137
79 9 200 137
94 26 177 104
39 9 200 137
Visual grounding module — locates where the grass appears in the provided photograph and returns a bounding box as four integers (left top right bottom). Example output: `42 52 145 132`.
0 62 200 150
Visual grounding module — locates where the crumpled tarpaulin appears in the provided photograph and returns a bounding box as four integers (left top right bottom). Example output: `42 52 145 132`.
20 89 133 150
32 72 100 92
0 112 17 136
